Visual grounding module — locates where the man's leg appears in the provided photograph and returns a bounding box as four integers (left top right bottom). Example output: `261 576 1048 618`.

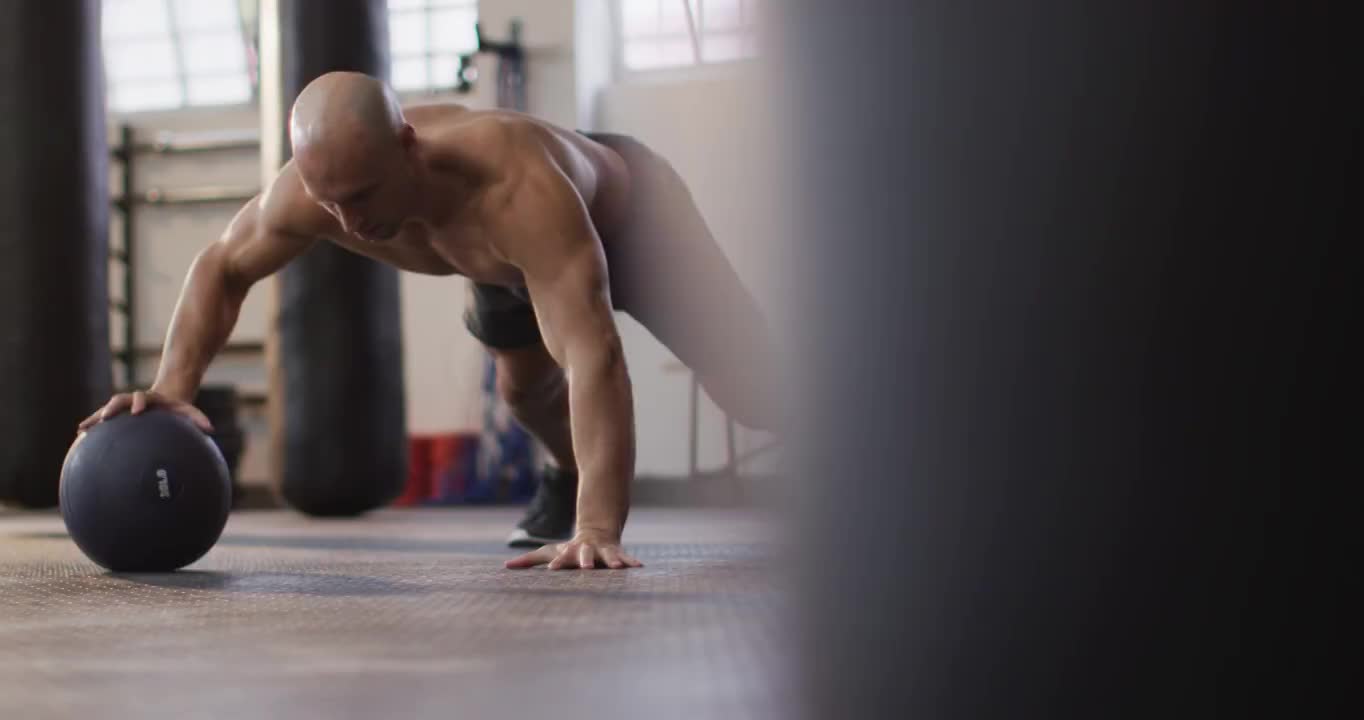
489 342 584 547
489 342 576 473
601 138 783 433
640 265 782 433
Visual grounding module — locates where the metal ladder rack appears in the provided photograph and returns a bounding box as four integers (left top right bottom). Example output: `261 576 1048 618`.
107 124 261 390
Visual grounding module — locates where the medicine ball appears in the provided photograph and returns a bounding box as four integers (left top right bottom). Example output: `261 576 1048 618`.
59 409 232 572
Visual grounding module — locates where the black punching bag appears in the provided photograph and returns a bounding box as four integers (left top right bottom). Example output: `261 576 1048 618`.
780 2 1354 718
0 2 112 508
263 0 406 516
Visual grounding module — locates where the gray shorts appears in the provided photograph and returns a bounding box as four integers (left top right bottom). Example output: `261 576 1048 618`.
463 282 541 350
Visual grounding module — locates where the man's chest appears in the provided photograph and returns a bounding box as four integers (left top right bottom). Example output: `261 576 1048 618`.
328 215 525 286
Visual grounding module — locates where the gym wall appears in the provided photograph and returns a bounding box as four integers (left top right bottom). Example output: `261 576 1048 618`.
111 0 776 489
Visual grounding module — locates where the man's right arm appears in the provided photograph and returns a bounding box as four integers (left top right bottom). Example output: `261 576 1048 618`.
150 197 315 402
80 192 316 430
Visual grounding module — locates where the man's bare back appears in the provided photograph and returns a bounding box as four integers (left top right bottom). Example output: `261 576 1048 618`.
261 104 633 287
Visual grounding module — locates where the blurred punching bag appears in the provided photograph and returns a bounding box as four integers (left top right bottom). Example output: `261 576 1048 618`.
779 2 1354 717
259 0 406 516
0 2 112 508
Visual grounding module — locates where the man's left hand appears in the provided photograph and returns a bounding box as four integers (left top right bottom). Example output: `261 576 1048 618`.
505 530 643 570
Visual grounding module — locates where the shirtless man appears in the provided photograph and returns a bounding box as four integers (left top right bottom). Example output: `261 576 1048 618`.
79 72 777 571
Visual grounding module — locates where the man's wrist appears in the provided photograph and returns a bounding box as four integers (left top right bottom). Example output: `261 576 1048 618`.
576 482 627 539
574 522 623 541
149 378 196 403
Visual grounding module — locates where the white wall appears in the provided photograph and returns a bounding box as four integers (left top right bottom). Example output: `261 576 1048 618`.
112 0 780 488
479 0 578 127
574 0 614 131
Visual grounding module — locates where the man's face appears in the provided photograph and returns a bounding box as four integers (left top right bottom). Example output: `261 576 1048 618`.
300 139 414 243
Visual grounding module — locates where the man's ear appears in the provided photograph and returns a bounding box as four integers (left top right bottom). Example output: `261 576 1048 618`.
399 123 417 151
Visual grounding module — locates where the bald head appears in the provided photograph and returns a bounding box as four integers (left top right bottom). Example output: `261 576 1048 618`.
291 72 404 158
288 73 422 242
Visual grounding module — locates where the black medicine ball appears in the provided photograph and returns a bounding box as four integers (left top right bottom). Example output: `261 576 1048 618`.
59 409 232 572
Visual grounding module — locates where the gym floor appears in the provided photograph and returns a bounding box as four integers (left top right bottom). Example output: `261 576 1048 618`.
0 506 786 719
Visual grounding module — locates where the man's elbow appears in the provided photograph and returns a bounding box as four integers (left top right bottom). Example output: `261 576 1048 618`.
566 334 627 383
189 245 239 302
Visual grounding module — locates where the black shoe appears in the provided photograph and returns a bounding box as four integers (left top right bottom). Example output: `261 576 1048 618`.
507 466 578 548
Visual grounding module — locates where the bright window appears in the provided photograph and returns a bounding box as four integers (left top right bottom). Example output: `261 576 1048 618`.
619 0 762 71
102 0 253 113
388 0 480 92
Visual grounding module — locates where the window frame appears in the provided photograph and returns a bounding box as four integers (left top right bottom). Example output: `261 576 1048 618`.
103 0 484 115
103 0 257 116
611 0 763 81
387 0 481 96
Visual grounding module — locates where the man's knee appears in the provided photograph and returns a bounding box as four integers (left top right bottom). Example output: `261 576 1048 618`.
495 369 543 411
697 332 785 433
673 311 782 432
701 369 783 433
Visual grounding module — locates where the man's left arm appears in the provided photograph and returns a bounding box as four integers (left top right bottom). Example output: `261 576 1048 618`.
498 156 643 571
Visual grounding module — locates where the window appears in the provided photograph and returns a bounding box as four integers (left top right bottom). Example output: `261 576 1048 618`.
619 0 762 72
388 0 480 92
103 0 254 113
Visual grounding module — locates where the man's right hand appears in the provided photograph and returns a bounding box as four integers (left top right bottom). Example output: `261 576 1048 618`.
78 390 214 434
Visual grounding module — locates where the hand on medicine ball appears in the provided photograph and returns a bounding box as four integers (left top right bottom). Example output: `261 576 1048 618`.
77 390 214 434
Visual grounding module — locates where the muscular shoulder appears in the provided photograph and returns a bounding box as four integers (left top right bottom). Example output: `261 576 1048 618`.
253 161 339 239
425 110 568 185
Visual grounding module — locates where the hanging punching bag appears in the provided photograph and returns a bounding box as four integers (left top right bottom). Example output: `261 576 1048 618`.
0 2 112 508
260 0 407 516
